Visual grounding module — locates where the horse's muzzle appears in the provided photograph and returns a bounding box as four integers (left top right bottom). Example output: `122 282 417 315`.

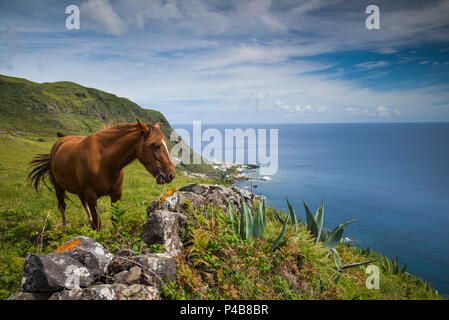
156 171 175 184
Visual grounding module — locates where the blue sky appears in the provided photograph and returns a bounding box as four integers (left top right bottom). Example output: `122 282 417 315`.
1 0 449 123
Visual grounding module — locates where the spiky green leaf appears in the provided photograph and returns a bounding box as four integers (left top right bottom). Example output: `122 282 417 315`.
274 210 286 225
338 259 378 271
228 201 239 234
314 201 324 244
273 213 290 250
303 200 318 239
239 202 246 240
331 248 342 269
242 199 253 239
261 198 266 230
286 197 297 232
322 218 357 250
253 201 264 238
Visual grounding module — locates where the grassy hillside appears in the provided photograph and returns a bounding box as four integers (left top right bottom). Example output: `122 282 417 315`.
0 74 170 137
0 74 211 174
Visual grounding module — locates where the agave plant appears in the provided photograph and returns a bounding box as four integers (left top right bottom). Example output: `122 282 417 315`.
381 256 407 274
302 200 357 247
300 200 377 270
228 198 290 250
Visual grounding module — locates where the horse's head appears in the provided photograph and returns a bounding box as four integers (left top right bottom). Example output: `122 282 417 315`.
136 119 176 184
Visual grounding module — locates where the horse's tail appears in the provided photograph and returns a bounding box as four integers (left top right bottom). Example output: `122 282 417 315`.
28 154 56 193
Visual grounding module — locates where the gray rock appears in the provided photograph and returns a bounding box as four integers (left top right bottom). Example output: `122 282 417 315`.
50 284 125 300
113 270 130 284
57 236 113 274
21 252 94 292
149 183 262 216
49 284 160 300
178 183 208 194
135 253 177 281
140 210 187 257
21 237 113 293
126 266 142 283
8 291 52 300
117 284 160 300
107 255 136 275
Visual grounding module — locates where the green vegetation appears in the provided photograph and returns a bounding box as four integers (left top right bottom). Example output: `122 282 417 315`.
228 198 290 251
0 74 170 137
0 74 443 300
161 197 441 299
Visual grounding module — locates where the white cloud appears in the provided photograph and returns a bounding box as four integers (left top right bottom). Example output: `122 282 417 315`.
345 106 400 118
355 61 390 70
81 0 128 36
1 0 448 123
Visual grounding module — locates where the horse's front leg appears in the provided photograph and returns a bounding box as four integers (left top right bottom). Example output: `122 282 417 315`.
110 184 123 204
110 172 124 204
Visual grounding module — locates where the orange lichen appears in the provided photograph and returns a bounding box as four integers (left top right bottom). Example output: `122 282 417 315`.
157 188 178 208
54 238 82 252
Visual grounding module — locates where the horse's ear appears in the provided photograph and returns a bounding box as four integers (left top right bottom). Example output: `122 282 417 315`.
154 122 160 129
136 118 150 138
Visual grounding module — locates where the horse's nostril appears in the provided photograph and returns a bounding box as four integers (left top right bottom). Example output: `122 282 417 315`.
168 173 175 181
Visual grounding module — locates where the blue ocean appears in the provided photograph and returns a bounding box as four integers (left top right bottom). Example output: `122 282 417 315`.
173 123 449 294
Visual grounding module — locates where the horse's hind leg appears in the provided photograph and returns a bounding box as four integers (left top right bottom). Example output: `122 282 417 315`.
55 185 67 227
86 190 102 231
79 195 94 229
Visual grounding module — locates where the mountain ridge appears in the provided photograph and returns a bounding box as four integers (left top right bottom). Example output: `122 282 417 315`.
0 74 171 137
0 74 211 173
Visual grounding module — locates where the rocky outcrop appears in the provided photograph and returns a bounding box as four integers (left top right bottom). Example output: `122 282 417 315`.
147 183 262 215
140 210 187 257
9 237 165 300
21 236 113 293
49 284 160 300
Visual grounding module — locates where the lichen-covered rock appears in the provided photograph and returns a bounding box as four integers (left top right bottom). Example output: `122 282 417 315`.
140 210 187 257
49 284 123 300
21 252 94 292
8 291 52 300
135 253 177 281
20 237 113 293
148 183 262 217
117 284 160 300
49 284 160 300
55 236 113 274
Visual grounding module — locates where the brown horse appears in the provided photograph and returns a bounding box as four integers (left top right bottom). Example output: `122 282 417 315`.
28 119 175 230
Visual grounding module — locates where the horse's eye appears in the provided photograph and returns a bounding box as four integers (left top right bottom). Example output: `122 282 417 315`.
152 144 161 149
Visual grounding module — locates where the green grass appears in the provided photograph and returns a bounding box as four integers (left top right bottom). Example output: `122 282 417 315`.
0 74 170 137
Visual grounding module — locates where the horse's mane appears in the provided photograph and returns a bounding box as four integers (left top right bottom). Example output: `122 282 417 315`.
104 122 140 132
